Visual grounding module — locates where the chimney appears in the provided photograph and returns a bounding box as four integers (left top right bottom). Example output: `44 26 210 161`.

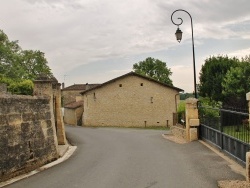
62 82 65 89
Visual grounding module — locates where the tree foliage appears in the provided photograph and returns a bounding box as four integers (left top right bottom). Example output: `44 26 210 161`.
0 30 53 95
199 55 250 107
133 57 173 85
9 80 34 95
20 50 52 80
199 55 239 101
0 30 52 80
0 75 33 95
222 56 250 99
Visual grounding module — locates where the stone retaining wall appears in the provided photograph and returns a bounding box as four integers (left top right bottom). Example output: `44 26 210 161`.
0 94 58 182
170 125 187 140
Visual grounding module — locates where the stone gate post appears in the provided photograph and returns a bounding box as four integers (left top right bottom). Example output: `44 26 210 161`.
246 92 250 181
33 75 66 146
185 98 200 142
52 79 66 145
33 75 59 150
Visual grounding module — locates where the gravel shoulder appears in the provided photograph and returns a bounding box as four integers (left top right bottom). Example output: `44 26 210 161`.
218 180 250 188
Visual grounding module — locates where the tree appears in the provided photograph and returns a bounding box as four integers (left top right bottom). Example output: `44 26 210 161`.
0 30 53 95
222 57 250 99
0 30 52 81
133 57 173 85
0 30 23 80
20 50 52 80
199 55 239 101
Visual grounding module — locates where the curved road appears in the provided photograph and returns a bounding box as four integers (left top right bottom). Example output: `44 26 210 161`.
6 126 244 188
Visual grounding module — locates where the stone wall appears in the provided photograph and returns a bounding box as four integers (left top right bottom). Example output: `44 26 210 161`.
62 90 81 106
64 108 76 125
0 92 59 181
83 75 180 127
170 125 187 140
64 101 83 126
34 78 66 145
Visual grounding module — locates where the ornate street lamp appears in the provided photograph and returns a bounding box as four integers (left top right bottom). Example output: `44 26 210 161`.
175 27 182 43
171 9 197 98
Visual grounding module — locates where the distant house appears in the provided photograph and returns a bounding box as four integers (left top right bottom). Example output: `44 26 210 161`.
64 100 84 126
80 72 183 128
61 83 100 106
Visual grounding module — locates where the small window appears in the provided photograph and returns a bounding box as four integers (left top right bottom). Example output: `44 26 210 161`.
93 92 96 100
140 83 143 86
151 97 153 103
119 84 122 87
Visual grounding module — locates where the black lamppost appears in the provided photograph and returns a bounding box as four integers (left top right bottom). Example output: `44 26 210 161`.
171 9 197 99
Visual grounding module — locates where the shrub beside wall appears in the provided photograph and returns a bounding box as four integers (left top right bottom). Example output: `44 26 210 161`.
0 94 58 182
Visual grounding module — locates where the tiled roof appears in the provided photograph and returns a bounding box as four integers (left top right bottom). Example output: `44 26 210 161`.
64 101 83 109
62 84 100 91
80 72 184 95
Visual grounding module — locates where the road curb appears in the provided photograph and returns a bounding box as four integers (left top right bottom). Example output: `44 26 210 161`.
0 145 77 188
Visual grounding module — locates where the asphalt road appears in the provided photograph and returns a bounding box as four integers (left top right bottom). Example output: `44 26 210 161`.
6 126 244 188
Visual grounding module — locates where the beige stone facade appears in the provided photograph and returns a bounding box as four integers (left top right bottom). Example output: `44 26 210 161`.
81 72 183 127
64 101 84 126
34 76 67 145
185 98 199 141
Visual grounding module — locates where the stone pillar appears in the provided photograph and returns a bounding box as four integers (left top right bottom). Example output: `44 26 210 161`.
185 98 200 142
246 92 250 181
246 152 250 182
0 83 7 94
52 80 66 145
33 76 59 151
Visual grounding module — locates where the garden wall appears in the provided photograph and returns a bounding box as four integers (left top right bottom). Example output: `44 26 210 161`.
0 93 58 182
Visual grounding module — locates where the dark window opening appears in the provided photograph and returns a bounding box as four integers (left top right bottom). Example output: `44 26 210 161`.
141 83 143 86
119 84 122 87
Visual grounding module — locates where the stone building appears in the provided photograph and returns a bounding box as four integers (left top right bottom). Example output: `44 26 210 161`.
61 83 100 106
64 100 84 126
81 72 183 127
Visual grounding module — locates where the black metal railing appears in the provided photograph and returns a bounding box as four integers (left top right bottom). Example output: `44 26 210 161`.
199 105 250 164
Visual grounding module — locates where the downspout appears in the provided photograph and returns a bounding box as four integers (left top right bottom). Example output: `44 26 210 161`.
175 93 179 112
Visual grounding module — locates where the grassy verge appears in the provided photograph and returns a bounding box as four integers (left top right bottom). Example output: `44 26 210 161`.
223 125 250 143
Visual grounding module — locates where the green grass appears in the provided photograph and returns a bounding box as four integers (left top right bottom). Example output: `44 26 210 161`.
223 125 250 143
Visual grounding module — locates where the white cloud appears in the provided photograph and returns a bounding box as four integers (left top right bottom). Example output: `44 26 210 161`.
228 48 250 59
170 65 195 92
1 0 250 92
108 69 132 74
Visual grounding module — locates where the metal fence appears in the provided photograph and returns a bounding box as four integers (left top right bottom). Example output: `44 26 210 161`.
199 106 250 164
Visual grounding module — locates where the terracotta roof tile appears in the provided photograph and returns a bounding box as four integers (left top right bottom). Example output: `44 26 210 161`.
62 84 100 91
64 101 84 109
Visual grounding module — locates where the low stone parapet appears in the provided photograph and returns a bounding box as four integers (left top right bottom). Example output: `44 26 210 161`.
170 125 187 140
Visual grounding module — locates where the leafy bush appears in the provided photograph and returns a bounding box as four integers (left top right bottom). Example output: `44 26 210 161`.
0 75 33 95
198 97 220 119
8 80 34 95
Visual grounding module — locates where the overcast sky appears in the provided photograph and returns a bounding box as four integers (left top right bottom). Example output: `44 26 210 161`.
1 0 250 92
